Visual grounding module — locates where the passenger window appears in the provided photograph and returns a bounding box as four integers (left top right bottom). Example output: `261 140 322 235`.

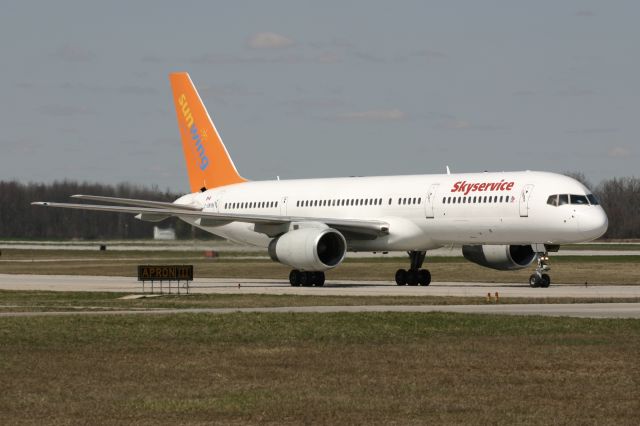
587 194 599 205
559 195 569 205
570 194 589 205
547 195 558 206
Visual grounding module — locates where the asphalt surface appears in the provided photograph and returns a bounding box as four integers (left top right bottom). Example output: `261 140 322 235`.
1 274 639 298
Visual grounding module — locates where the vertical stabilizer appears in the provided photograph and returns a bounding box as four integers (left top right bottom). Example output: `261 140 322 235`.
169 72 246 192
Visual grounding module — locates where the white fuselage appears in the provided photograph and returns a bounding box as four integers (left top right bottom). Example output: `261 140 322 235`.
176 170 608 251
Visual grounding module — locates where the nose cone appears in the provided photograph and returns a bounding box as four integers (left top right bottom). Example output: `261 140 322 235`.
578 207 608 241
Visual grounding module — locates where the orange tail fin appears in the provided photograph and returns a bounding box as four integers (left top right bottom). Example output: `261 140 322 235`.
169 72 247 192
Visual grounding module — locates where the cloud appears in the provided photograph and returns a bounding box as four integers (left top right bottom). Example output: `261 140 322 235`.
247 32 294 49
115 85 157 95
316 51 341 64
555 87 594 97
52 45 95 62
338 109 406 121
439 119 472 129
352 51 387 63
37 104 92 117
191 53 309 65
566 128 618 135
576 10 595 17
512 90 537 97
409 49 447 59
141 54 165 63
434 118 502 131
608 146 631 158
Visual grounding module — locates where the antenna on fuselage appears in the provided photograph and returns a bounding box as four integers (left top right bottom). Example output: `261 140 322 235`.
446 166 451 175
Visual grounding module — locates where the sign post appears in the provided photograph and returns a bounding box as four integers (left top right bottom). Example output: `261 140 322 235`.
137 265 193 294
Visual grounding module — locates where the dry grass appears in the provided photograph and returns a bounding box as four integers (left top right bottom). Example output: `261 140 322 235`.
3 290 639 314
1 313 638 425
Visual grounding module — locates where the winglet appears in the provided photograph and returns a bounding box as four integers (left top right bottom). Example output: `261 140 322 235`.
169 72 247 192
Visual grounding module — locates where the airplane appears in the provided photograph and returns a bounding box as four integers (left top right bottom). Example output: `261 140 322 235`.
33 72 608 288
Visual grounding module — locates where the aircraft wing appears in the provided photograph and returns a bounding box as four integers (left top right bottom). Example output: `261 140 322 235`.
70 195 202 210
31 201 390 238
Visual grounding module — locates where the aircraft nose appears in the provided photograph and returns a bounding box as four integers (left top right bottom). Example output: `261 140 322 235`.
578 207 608 240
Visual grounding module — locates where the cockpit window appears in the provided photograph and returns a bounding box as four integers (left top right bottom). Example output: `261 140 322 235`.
570 194 589 205
587 194 599 205
547 193 598 206
558 194 569 205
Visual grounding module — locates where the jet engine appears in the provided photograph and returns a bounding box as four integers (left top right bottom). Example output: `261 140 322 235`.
268 228 347 271
462 244 537 271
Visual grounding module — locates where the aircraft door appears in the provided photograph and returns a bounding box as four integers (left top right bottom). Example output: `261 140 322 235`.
425 184 439 218
519 184 534 217
280 196 288 216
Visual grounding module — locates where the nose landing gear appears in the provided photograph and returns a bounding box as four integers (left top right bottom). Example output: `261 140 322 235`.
395 250 431 286
529 252 551 288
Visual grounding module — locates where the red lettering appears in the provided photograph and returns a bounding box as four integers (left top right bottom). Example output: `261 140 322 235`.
451 180 516 193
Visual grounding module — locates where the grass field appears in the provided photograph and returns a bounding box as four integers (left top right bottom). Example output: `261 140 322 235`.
1 312 638 425
1 249 639 285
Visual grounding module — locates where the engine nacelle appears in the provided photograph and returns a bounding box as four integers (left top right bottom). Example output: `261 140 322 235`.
268 228 347 271
462 244 537 271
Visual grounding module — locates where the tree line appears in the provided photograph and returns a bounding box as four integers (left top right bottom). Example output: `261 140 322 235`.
0 180 207 240
0 177 638 240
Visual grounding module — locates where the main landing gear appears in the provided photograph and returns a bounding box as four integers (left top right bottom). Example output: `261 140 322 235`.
529 251 551 288
289 270 325 287
395 251 431 286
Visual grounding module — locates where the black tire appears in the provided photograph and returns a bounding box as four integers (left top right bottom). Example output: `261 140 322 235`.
289 270 301 287
314 272 325 287
529 274 540 288
418 269 431 286
300 272 312 287
407 269 419 286
540 274 551 288
395 269 407 286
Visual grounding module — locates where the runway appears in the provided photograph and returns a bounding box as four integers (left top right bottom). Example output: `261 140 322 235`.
1 274 639 298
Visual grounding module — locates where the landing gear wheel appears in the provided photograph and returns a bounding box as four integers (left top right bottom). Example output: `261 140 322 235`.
418 269 431 286
529 249 552 288
395 269 407 286
406 269 419 286
289 270 301 287
540 273 551 288
529 274 540 288
300 272 312 287
312 272 325 287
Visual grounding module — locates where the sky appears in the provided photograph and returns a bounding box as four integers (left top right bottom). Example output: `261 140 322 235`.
1 1 638 193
